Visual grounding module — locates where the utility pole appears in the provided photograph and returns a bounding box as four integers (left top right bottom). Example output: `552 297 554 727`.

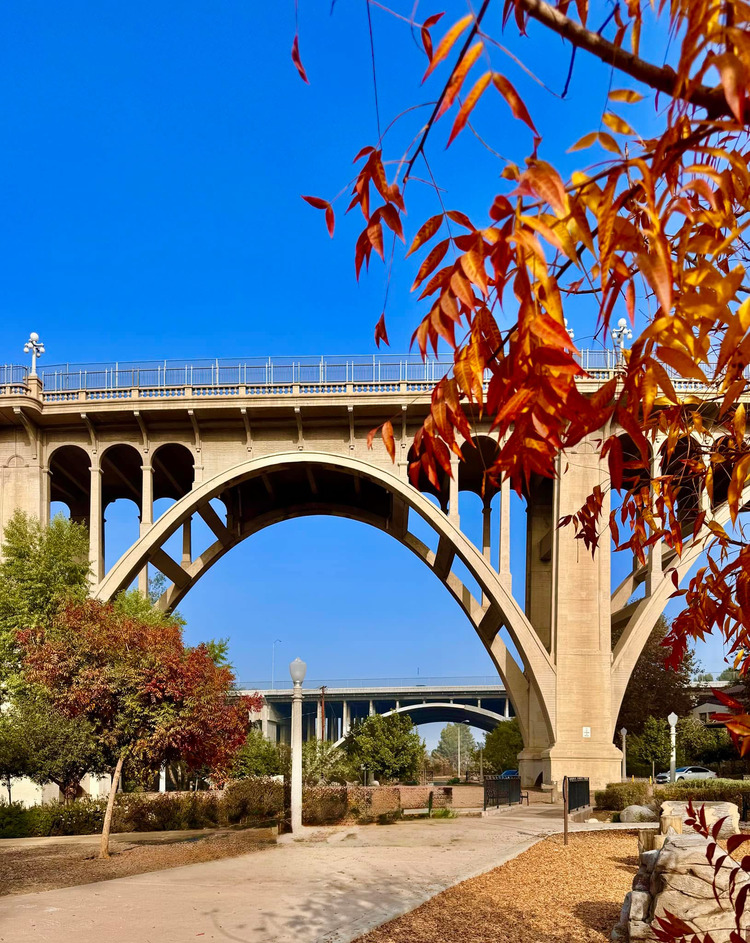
320 685 327 741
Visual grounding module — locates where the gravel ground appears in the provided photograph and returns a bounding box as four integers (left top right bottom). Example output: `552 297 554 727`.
0 829 270 897
355 830 638 943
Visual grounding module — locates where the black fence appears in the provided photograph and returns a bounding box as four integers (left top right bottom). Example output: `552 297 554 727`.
484 775 521 810
566 777 590 812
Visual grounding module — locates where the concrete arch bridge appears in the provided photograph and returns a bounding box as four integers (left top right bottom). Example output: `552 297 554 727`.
0 352 741 789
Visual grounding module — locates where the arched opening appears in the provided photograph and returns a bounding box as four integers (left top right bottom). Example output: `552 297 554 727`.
49 445 90 524
660 435 704 533
100 444 144 579
407 444 449 512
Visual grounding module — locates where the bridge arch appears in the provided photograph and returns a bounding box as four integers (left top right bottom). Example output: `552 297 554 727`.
331 701 510 748
95 451 556 744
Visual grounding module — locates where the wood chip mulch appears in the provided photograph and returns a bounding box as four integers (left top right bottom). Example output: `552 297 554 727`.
356 830 639 943
0 829 271 897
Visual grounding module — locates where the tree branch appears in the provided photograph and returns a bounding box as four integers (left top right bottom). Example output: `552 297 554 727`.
517 0 730 119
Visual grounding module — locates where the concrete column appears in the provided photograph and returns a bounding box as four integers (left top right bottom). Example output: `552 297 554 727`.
88 463 104 584
291 682 303 833
342 700 350 735
369 699 375 716
498 477 511 588
395 700 400 710
646 446 663 595
181 519 192 566
482 500 492 562
159 766 167 793
449 456 460 524
504 698 510 718
261 704 270 739
138 463 153 596
40 466 51 526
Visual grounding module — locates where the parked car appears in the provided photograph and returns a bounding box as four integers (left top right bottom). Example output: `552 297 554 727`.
500 769 519 778
655 766 717 784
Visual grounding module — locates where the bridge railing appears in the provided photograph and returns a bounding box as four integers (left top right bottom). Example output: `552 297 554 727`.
0 350 722 398
235 674 507 691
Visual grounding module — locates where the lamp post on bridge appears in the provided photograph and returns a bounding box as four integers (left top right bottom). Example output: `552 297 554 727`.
23 332 45 378
290 657 307 833
611 317 632 365
668 712 678 784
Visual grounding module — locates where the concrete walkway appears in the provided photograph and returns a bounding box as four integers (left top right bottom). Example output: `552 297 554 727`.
0 805 620 943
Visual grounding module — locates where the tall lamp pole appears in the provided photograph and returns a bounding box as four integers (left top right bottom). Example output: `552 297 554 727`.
271 639 282 689
668 712 678 784
24 332 45 378
290 657 307 832
620 727 627 781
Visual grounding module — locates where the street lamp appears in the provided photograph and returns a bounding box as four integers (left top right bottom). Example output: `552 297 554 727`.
611 317 632 363
668 712 678 784
23 332 45 378
289 657 307 832
620 727 627 781
271 639 282 689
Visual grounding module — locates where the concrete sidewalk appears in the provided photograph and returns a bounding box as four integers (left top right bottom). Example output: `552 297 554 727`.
0 805 620 943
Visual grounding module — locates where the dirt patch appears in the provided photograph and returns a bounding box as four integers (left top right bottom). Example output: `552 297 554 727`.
0 829 273 898
356 830 638 943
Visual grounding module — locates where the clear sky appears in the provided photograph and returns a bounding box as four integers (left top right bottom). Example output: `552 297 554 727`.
1 0 733 749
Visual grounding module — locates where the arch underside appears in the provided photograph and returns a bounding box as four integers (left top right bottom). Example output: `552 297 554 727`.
95 451 556 744
331 702 510 748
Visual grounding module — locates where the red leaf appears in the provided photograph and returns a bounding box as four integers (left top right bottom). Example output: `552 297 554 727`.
423 14 473 82
291 34 309 85
325 205 335 238
382 420 396 461
493 74 539 142
407 214 444 257
447 72 492 145
302 195 329 210
374 313 390 348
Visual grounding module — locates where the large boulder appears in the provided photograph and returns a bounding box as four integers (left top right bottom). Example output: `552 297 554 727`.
612 832 750 942
660 800 740 838
620 805 659 823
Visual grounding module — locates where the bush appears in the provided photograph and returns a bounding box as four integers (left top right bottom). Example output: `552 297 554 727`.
114 793 223 832
302 785 348 825
223 777 284 825
594 781 652 811
656 778 750 808
0 802 34 838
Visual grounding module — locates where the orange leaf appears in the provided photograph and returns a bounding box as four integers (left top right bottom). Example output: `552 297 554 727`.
713 52 747 123
656 346 707 383
302 195 329 209
374 313 389 348
382 420 396 461
412 239 450 290
493 74 539 142
423 14 473 81
568 131 599 152
637 249 673 314
407 214 444 257
291 34 309 85
447 71 492 145
437 41 484 118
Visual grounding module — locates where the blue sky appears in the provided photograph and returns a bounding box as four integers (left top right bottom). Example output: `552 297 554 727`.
3 0 733 743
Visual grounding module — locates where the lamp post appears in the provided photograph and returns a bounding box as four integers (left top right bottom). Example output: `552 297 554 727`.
611 317 632 364
289 657 306 833
23 332 45 378
620 727 627 781
271 639 282 689
668 712 678 784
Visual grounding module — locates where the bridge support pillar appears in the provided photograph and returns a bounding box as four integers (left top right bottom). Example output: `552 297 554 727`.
89 463 104 584
138 463 153 596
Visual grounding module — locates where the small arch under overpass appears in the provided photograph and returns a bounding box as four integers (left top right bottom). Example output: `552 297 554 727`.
332 701 510 748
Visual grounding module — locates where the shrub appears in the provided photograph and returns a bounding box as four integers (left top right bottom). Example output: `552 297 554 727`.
114 793 224 832
28 798 106 836
0 802 33 838
594 781 652 811
656 778 750 809
302 785 348 825
223 777 284 825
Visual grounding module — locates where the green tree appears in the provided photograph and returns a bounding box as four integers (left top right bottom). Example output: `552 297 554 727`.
631 716 672 780
616 616 697 736
677 716 735 768
482 719 524 774
233 727 285 778
302 740 352 784
0 707 31 802
431 723 477 775
0 512 89 695
8 693 107 803
718 667 740 683
694 672 715 684
344 713 423 784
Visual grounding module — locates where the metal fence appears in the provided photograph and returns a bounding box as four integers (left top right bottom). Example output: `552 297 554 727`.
483 775 521 810
566 776 590 812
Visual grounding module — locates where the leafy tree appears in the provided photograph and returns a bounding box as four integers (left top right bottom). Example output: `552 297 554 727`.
431 722 477 774
5 693 107 803
718 667 740 683
19 598 261 857
0 707 31 802
301 740 353 785
112 587 184 628
694 673 715 685
616 616 696 736
233 727 286 778
297 2 750 746
482 719 524 774
631 716 672 780
344 713 423 783
0 512 89 695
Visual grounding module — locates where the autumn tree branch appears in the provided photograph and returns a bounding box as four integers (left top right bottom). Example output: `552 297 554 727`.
517 0 730 119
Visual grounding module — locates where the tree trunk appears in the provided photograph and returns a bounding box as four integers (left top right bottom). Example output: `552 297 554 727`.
99 752 125 860
5 775 11 804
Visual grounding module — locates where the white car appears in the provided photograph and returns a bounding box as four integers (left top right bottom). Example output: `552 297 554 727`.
655 766 717 784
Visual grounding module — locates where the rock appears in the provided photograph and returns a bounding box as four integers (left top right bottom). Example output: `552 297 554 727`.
660 800 740 838
621 804 659 823
639 849 660 873
629 890 651 921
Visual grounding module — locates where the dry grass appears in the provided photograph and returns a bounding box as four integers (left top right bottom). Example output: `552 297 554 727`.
0 829 272 897
356 830 638 943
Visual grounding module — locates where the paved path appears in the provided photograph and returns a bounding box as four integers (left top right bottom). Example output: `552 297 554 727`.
0 805 615 943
